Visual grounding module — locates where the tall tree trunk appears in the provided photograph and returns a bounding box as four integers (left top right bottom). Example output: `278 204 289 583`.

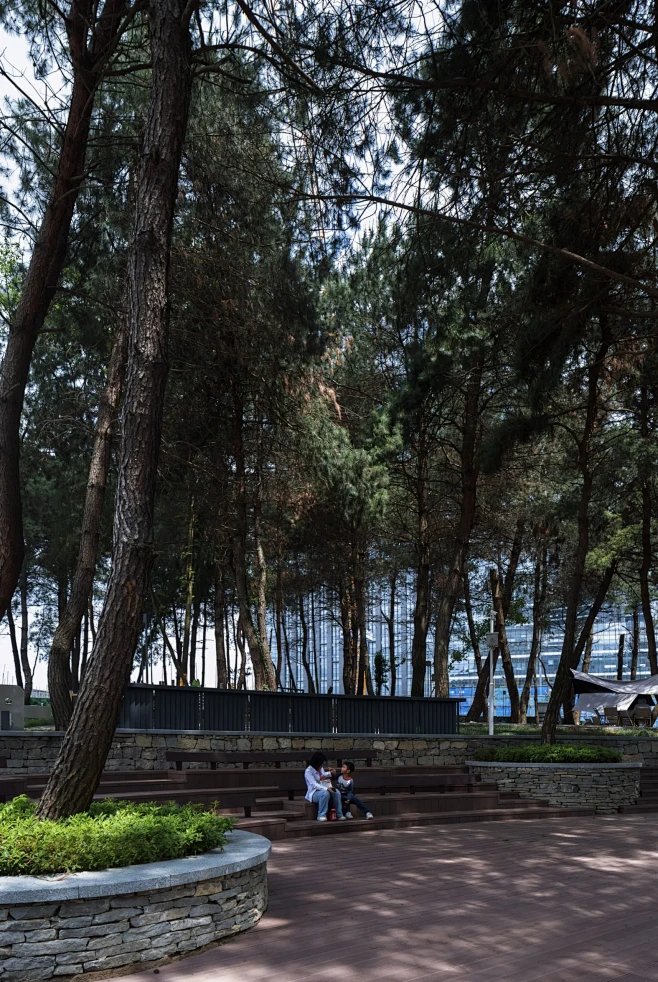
310 590 320 692
631 602 639 681
463 568 482 676
71 630 81 693
339 577 356 695
48 313 128 729
231 393 275 690
19 566 32 704
411 439 431 696
639 383 658 673
200 600 207 687
37 0 194 819
562 560 617 723
519 545 548 723
81 609 89 682
490 569 520 721
382 570 397 696
281 608 297 692
542 326 610 744
214 567 229 689
6 602 23 690
465 518 524 721
253 417 274 688
189 594 200 683
236 619 247 690
616 632 626 682
434 353 484 697
275 557 284 690
298 594 315 693
0 0 130 623
354 561 373 695
182 498 195 684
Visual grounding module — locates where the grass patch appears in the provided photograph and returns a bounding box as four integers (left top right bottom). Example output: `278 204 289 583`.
24 715 54 729
0 797 235 876
472 743 623 764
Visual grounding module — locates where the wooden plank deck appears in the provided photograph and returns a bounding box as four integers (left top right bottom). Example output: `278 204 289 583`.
106 815 658 982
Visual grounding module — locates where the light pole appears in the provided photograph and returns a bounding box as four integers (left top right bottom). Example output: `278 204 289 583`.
485 609 498 738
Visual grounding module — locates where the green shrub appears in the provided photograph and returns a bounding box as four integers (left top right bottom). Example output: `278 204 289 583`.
24 716 54 729
0 797 235 876
472 744 623 764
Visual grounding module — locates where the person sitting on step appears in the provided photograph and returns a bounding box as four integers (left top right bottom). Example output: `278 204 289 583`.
304 751 346 822
336 761 373 820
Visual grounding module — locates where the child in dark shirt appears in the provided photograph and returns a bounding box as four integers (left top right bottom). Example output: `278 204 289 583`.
336 761 373 819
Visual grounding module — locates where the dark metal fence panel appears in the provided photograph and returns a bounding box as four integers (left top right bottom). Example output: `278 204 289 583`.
378 697 415 734
335 696 380 733
249 692 290 733
153 686 201 730
118 686 153 729
289 694 334 733
119 684 460 734
202 690 248 731
413 698 457 735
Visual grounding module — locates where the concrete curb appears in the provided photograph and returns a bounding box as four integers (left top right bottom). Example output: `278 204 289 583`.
466 760 642 769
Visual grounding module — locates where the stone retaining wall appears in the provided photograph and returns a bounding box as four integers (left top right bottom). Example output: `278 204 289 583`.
0 830 269 981
467 761 641 814
2 730 658 774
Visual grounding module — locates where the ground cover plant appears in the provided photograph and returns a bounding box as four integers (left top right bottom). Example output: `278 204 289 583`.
472 744 623 764
0 797 234 875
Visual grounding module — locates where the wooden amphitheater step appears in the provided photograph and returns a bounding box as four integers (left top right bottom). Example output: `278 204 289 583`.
280 805 595 838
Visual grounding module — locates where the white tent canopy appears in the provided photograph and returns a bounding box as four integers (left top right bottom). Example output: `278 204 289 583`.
572 669 658 712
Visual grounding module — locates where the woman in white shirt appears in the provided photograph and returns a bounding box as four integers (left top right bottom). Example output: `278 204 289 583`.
304 752 346 822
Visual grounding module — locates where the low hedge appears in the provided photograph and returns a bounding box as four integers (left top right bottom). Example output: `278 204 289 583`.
472 744 623 764
0 797 235 876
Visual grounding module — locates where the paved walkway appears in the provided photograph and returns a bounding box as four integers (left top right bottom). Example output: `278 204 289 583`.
113 816 658 982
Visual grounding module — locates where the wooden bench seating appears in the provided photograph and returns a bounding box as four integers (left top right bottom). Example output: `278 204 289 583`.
165 750 379 770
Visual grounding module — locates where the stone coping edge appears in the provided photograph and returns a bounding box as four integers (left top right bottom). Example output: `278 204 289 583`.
5 729 658 740
0 829 271 905
466 760 642 769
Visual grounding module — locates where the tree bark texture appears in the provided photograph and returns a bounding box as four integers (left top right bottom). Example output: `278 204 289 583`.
465 517 524 722
463 568 482 676
519 545 547 723
561 560 617 723
410 442 431 696
433 353 483 697
339 577 356 695
214 566 229 688
639 383 658 673
48 313 128 729
631 602 639 681
6 602 23 690
231 391 276 690
489 569 520 721
616 633 626 682
37 0 194 819
382 570 397 696
19 566 32 703
542 328 610 743
0 0 130 624
298 594 315 693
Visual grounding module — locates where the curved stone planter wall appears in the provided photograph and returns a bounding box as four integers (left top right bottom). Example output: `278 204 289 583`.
0 829 270 981
467 761 641 814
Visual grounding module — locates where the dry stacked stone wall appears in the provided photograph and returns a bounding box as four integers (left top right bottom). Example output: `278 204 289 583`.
3 730 658 773
467 761 641 814
0 831 269 982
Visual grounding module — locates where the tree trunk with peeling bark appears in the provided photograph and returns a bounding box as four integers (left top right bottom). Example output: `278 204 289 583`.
37 0 194 819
